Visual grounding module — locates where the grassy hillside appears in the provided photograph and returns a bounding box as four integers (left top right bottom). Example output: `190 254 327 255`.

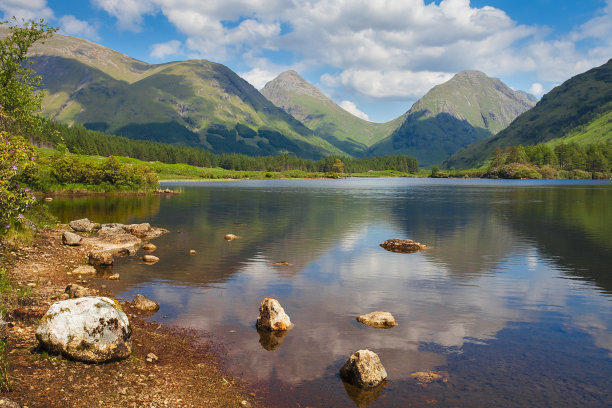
444 59 612 169
26 32 343 159
369 70 536 167
261 70 405 156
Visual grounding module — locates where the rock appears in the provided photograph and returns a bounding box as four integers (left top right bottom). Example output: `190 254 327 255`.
410 371 449 385
146 352 158 363
189 249 196 255
65 283 91 298
0 318 8 340
69 218 97 233
132 294 160 312
240 400 252 408
339 349 387 388
257 327 288 351
142 243 157 251
224 234 239 241
62 231 82 246
123 223 151 238
256 298 293 331
35 296 132 363
143 254 159 263
70 265 96 276
44 197 53 202
274 261 292 266
356 311 397 328
0 399 21 408
380 238 428 253
88 251 114 266
107 273 120 280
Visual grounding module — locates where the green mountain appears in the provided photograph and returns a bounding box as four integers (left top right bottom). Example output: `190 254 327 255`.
25 31 343 159
444 59 612 169
368 70 536 167
260 70 405 156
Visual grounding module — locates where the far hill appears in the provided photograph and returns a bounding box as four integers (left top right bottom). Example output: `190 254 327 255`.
20 30 343 159
444 59 612 169
261 70 405 157
368 70 536 167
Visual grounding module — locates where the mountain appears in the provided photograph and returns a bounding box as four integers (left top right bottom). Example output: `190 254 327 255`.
24 31 343 159
443 59 612 169
261 70 405 156
368 70 536 167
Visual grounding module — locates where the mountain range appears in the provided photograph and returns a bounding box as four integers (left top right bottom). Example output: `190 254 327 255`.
6 29 561 166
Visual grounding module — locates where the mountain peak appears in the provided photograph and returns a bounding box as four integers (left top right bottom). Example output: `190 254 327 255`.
262 70 326 100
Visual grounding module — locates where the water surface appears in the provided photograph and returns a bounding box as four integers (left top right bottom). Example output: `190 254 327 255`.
49 178 612 407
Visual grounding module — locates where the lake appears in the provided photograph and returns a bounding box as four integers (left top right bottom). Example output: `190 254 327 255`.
48 178 612 407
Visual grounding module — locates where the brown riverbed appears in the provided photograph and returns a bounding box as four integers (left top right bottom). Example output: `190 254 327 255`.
0 226 260 408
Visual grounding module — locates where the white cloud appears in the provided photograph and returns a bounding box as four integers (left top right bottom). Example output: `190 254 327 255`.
0 0 53 21
150 39 182 59
528 82 544 97
339 100 369 121
91 0 156 31
59 15 99 40
239 67 279 90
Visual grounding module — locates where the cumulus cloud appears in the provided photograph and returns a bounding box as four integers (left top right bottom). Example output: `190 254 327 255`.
59 15 99 40
91 0 156 31
339 101 369 120
150 40 182 59
239 67 279 90
528 82 545 97
0 0 53 21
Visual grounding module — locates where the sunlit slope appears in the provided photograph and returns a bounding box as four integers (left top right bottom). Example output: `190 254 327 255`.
370 70 536 167
444 59 612 169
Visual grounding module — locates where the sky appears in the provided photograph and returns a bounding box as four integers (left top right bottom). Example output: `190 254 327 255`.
1 0 611 123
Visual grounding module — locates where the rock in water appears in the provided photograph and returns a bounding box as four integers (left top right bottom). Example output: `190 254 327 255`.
356 311 397 328
339 349 387 388
224 234 239 241
142 243 157 251
36 297 132 363
69 218 97 233
132 294 160 312
380 239 428 253
123 223 151 238
62 231 82 246
142 254 159 263
89 251 114 266
256 298 293 331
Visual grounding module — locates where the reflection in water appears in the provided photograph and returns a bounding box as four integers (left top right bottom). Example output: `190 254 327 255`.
48 179 612 407
257 328 289 351
342 380 386 408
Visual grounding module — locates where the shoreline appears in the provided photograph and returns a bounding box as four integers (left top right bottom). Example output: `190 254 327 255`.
0 226 261 408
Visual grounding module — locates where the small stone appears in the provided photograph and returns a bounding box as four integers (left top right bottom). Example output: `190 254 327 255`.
44 197 53 202
108 274 120 280
65 283 90 298
70 265 96 276
88 251 113 266
142 243 157 251
256 298 293 331
146 352 158 363
224 234 239 241
27 282 37 288
142 254 159 263
340 349 387 388
240 400 252 407
0 398 21 408
132 294 160 312
62 231 82 246
356 311 397 328
380 238 428 253
189 249 196 255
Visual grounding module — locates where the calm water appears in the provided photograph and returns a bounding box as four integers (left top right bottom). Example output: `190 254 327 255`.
48 178 612 407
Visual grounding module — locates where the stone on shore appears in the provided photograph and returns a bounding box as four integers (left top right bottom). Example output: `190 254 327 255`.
0 318 9 341
356 311 397 328
380 239 428 253
62 231 82 246
36 296 132 363
143 254 159 263
142 243 157 251
132 294 160 312
339 349 387 388
0 399 21 408
69 265 97 276
256 298 293 331
123 223 151 238
69 218 98 233
89 251 114 266
65 283 91 298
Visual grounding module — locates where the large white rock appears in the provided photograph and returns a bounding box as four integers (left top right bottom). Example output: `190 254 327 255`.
339 349 387 388
256 298 293 331
36 297 132 363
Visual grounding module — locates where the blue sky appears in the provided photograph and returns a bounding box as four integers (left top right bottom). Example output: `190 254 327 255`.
2 0 611 122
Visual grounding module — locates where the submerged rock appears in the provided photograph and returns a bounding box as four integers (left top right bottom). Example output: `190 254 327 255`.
356 311 397 328
69 218 98 233
410 371 449 385
132 294 160 312
88 251 114 266
380 239 428 253
256 298 293 331
36 296 132 363
62 231 82 246
224 234 239 241
339 349 387 388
